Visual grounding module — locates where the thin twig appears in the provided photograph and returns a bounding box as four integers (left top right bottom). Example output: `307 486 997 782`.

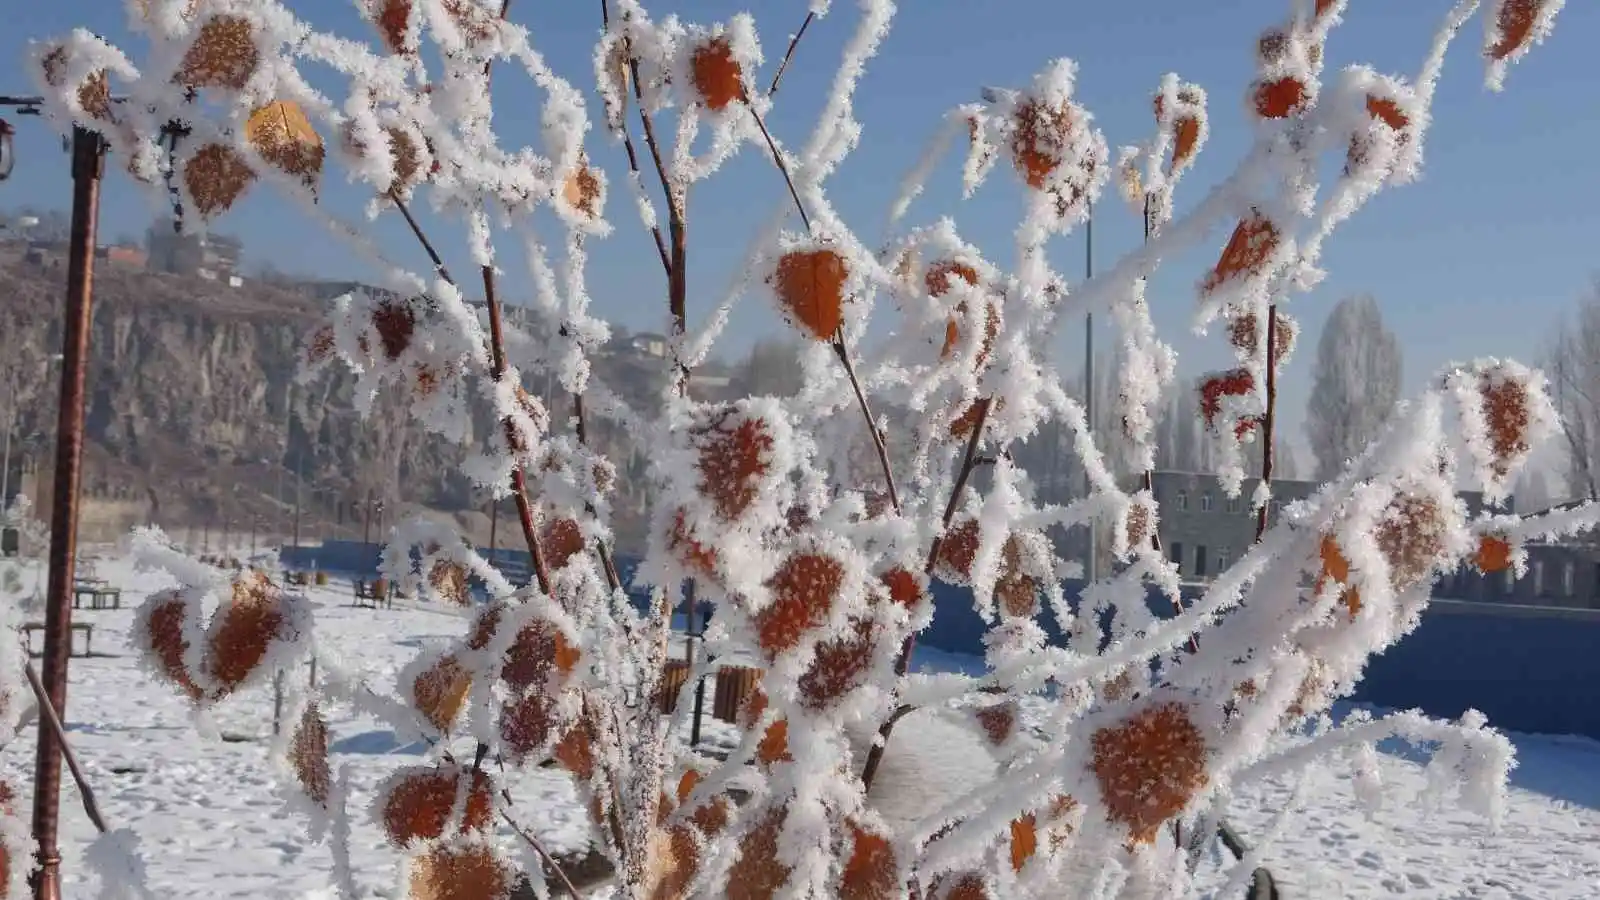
742 90 901 512
599 1 671 276
389 187 453 283
1253 304 1280 545
767 11 816 97
501 810 585 897
482 263 556 598
861 396 992 789
23 659 107 834
744 100 809 234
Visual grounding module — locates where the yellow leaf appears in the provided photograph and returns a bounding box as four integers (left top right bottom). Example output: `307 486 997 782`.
246 100 325 192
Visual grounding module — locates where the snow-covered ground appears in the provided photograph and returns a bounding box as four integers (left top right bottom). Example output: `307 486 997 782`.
1 552 1597 898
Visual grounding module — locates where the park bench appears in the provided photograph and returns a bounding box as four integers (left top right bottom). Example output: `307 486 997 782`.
21 622 94 658
71 579 121 611
353 579 393 609
284 571 309 587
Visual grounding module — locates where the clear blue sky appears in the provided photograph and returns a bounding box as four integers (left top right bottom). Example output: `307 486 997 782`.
4 1 1595 452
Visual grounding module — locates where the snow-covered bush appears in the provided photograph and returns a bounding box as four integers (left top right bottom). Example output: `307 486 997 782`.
21 0 1587 896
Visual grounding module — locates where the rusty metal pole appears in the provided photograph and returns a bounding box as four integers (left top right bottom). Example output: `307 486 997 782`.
30 124 105 900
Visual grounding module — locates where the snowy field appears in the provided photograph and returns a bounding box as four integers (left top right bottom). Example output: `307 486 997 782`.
0 552 1597 898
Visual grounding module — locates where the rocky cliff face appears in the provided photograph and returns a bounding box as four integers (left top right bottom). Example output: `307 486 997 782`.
0 245 493 543
0 242 749 551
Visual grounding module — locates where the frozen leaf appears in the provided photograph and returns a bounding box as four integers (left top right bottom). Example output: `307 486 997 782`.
1488 0 1542 60
1202 212 1280 294
1198 369 1254 430
500 692 557 760
502 618 581 692
974 701 1018 746
408 842 512 900
692 406 776 522
428 560 470 606
1476 534 1513 573
542 516 586 570
207 571 291 699
691 37 744 110
797 621 875 710
773 249 848 342
289 702 331 808
935 519 981 582
184 144 255 219
1009 814 1037 872
1090 700 1209 844
1479 373 1532 479
371 0 417 57
756 552 844 658
1375 495 1447 592
412 653 472 733
138 591 203 701
879 566 924 610
1252 76 1308 119
1011 98 1076 190
371 298 417 361
725 807 790 900
756 718 791 766
246 100 325 191
561 157 604 219
839 821 897 900
669 509 720 579
176 15 260 90
379 764 494 847
552 722 595 780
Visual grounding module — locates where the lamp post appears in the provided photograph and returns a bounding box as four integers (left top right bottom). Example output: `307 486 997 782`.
28 123 108 900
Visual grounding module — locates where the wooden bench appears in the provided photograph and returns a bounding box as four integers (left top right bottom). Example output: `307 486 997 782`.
712 666 763 723
21 622 94 658
284 571 309 587
72 581 121 611
353 579 393 609
657 660 691 714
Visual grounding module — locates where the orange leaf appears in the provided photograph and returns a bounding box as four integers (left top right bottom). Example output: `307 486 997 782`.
246 100 324 191
1476 534 1513 573
756 553 844 658
408 842 513 900
176 15 260 90
840 821 897 900
691 38 743 110
289 702 331 807
773 249 848 341
1090 701 1209 844
381 764 494 847
1489 0 1540 61
1201 212 1279 294
1252 77 1308 119
183 144 255 219
412 653 472 733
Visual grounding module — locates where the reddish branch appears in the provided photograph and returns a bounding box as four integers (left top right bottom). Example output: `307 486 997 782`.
744 91 900 512
859 396 992 789
767 11 816 97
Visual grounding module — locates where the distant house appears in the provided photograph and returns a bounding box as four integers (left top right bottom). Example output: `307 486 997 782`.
629 332 669 359
1439 498 1600 609
146 226 243 280
1140 470 1507 592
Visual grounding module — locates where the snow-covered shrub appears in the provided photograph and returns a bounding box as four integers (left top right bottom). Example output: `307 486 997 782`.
23 0 1589 897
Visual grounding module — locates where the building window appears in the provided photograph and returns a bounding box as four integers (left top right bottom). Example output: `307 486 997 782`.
1216 546 1230 573
1226 495 1240 514
1194 545 1209 579
1170 542 1184 576
1176 490 1189 511
1563 562 1575 596
1201 492 1213 512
